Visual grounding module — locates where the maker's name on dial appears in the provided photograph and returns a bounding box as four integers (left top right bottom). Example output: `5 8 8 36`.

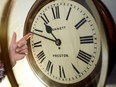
53 54 69 58
52 26 66 31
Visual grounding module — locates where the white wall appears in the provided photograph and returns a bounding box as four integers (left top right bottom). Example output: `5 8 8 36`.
102 0 116 23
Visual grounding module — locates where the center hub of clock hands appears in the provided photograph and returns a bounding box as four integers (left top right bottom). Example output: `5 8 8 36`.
44 23 61 46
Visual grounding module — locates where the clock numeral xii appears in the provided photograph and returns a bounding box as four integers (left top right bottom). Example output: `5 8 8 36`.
52 6 60 19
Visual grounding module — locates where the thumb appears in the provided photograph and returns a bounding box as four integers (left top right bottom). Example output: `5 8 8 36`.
11 32 17 44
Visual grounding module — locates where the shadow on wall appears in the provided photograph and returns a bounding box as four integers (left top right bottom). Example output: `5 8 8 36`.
107 64 116 84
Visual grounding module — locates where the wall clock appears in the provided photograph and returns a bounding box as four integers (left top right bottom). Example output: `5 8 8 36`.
25 0 102 86
23 0 116 87
0 0 115 87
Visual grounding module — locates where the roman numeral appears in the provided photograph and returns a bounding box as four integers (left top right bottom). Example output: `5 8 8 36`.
72 64 80 74
52 6 60 19
34 28 43 33
66 7 72 20
77 50 92 64
59 65 66 78
41 13 49 24
75 18 87 29
46 60 53 74
80 36 94 44
37 50 46 63
33 41 42 47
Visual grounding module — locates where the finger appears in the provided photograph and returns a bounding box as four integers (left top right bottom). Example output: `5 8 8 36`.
23 32 32 40
18 49 28 54
11 32 17 44
17 33 32 48
17 39 27 47
16 45 27 52
16 54 26 60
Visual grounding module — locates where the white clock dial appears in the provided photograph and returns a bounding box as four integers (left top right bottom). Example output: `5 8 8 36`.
29 1 101 84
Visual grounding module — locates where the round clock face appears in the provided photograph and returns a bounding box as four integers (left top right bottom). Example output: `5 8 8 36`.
27 0 101 85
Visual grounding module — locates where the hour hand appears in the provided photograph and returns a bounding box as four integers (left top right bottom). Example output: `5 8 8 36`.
44 24 57 40
44 23 52 34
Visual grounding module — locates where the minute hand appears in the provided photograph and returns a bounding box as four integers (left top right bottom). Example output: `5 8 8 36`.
32 32 56 42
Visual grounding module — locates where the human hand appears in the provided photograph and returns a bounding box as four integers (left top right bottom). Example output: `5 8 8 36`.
9 32 32 67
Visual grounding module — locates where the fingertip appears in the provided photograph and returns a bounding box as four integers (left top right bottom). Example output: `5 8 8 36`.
15 49 19 52
17 44 20 48
25 52 28 55
23 32 33 40
27 32 33 40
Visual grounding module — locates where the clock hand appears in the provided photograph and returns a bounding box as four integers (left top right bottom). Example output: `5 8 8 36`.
31 32 56 42
32 32 61 46
44 24 62 46
44 23 57 40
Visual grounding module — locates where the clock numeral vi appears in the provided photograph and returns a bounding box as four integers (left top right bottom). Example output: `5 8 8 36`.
77 50 92 64
75 18 87 29
46 60 53 74
52 6 60 19
80 36 94 44
59 65 66 78
37 50 46 63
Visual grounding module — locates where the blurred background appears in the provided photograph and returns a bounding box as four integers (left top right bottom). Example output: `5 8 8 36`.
0 0 116 87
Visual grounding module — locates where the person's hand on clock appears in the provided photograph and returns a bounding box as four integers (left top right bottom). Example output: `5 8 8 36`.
9 32 32 67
